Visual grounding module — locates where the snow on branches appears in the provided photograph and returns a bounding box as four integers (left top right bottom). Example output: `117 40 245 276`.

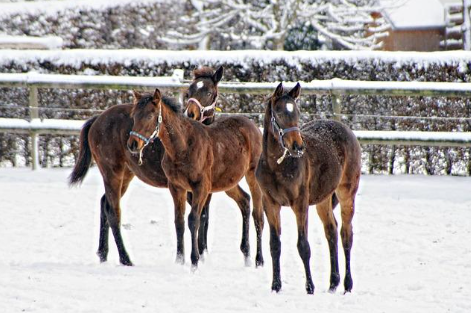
162 0 393 50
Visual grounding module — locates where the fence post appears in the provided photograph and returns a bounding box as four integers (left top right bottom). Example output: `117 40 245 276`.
331 93 342 122
172 69 185 105
331 79 342 122
29 86 40 170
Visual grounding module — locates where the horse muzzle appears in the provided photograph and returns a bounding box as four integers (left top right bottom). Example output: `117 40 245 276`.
290 141 305 158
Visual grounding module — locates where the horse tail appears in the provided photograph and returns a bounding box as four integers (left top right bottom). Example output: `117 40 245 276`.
332 192 339 210
68 116 98 186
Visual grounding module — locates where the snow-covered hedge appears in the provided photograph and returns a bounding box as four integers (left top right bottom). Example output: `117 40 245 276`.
0 0 178 49
0 50 470 175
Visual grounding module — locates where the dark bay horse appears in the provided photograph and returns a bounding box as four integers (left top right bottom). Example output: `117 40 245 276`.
183 66 261 264
68 67 250 265
127 88 264 268
255 83 361 294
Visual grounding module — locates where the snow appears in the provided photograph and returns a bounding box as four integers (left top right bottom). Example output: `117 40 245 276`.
382 0 446 30
0 72 182 89
1 49 470 70
0 36 63 50
0 118 84 134
0 0 170 18
3 72 470 95
0 168 470 312
354 130 471 146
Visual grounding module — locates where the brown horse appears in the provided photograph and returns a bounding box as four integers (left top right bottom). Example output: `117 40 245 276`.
183 66 262 264
68 67 248 266
256 83 361 294
127 88 264 268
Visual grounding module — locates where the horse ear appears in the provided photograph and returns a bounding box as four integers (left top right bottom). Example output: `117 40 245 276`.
288 82 301 100
273 82 284 99
153 88 162 104
132 90 142 105
213 66 224 84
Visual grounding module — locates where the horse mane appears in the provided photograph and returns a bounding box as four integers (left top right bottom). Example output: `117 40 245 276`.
193 67 215 79
162 95 181 113
134 93 181 114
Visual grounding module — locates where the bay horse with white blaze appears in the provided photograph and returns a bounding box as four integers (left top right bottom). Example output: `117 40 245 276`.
183 66 263 263
128 88 264 268
256 83 361 294
69 67 251 265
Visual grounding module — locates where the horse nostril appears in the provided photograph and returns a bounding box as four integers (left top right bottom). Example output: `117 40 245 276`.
293 141 305 155
128 140 137 152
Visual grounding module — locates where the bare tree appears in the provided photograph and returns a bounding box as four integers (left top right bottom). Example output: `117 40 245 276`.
162 0 393 50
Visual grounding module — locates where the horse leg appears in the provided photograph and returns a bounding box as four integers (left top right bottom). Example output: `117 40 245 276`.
101 175 133 266
97 169 134 263
337 187 357 293
263 195 282 292
187 192 211 255
170 184 187 264
293 202 314 294
246 170 264 267
316 195 340 292
97 194 110 262
188 184 209 268
199 194 212 255
224 185 251 263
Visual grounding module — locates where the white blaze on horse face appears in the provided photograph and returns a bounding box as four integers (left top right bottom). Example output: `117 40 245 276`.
286 102 294 113
197 81 204 89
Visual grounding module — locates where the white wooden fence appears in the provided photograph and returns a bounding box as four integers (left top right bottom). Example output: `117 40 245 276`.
1 71 471 169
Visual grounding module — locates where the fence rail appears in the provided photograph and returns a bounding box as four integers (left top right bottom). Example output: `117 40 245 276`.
1 72 471 169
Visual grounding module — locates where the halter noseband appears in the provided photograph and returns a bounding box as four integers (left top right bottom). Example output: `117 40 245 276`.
271 109 301 164
185 94 218 123
129 103 162 165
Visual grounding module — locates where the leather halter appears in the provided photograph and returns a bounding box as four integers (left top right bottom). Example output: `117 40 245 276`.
129 103 162 165
185 94 218 123
271 110 300 151
270 106 302 164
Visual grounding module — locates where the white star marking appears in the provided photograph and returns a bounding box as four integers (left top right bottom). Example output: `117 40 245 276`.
286 102 294 112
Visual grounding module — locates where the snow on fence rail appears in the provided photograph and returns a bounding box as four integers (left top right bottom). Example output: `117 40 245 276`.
1 72 471 169
0 36 63 50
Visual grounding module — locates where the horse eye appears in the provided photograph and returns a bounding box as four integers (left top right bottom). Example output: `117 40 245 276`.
147 114 154 120
207 92 212 97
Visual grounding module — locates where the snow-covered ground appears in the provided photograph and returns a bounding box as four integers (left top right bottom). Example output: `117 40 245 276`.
1 167 470 313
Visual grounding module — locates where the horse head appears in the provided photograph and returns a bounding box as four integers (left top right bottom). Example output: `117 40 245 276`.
127 89 162 157
269 82 305 160
184 66 223 124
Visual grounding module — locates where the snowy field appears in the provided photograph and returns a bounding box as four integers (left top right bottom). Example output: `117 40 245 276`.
1 167 470 313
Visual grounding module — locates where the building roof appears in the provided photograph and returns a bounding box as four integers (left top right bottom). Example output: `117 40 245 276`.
382 0 447 30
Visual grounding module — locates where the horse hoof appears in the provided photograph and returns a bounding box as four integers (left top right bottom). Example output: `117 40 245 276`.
255 255 264 268
328 286 337 293
120 259 133 266
191 264 198 273
271 280 282 293
306 282 315 295
244 256 252 267
97 252 107 263
344 276 353 293
175 254 185 265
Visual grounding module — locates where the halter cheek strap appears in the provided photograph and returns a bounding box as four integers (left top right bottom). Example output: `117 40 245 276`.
185 94 218 123
129 105 162 166
271 110 301 164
